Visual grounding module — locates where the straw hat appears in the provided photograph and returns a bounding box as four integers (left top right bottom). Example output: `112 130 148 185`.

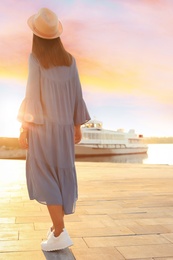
27 8 63 39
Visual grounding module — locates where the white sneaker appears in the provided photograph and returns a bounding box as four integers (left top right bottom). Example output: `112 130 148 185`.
41 228 73 251
47 227 52 238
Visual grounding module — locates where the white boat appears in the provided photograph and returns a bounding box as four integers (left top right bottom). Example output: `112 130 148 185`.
75 119 148 156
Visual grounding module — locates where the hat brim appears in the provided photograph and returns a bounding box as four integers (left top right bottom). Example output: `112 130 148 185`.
27 14 63 39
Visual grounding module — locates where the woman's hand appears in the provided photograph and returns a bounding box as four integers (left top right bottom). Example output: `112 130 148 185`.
74 125 82 144
19 131 28 149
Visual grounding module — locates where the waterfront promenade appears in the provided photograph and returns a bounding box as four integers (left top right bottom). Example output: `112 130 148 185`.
0 160 173 259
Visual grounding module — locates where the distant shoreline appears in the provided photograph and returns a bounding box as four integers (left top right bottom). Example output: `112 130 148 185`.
0 136 173 149
0 137 173 160
143 137 173 144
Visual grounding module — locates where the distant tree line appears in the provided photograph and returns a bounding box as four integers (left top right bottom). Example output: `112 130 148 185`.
0 138 20 149
143 137 173 144
0 136 173 149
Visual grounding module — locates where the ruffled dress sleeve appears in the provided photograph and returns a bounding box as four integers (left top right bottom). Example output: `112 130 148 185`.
17 54 44 125
73 59 91 125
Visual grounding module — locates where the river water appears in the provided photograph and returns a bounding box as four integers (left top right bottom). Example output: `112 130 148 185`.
76 144 173 165
0 144 172 165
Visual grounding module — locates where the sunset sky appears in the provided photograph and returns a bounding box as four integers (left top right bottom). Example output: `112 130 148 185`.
0 0 173 137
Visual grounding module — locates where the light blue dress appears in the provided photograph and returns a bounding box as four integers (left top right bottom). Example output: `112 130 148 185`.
17 54 90 214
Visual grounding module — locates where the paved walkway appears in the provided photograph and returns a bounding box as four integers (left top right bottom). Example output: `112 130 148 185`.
0 159 173 259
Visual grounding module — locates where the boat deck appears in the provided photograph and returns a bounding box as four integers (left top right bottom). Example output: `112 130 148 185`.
0 160 173 259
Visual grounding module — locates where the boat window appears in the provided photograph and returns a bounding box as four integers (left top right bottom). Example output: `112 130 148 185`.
113 134 124 140
96 133 100 139
102 134 106 140
92 133 96 139
82 133 89 140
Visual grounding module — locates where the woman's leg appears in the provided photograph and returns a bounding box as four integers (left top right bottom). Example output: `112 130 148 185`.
47 205 65 237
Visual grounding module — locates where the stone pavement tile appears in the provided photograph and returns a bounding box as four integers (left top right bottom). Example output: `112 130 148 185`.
19 230 47 240
77 198 122 207
66 226 134 237
10 197 29 204
79 193 124 201
9 197 23 202
82 207 122 215
161 233 173 243
21 205 42 211
110 210 173 220
0 223 34 231
1 162 173 260
34 222 50 231
0 190 11 196
162 225 173 233
109 208 173 220
16 216 51 223
0 217 15 223
116 244 173 259
19 230 87 249
21 198 37 203
23 200 40 205
154 257 173 260
113 219 142 226
0 231 18 241
0 209 48 217
22 199 37 204
77 199 121 206
35 222 95 233
110 207 147 216
109 212 150 220
125 223 169 234
135 208 173 217
0 199 10 204
71 238 88 248
79 214 122 227
84 234 170 247
64 214 81 222
71 207 88 214
136 218 173 225
71 247 125 260
66 220 106 228
0 208 22 216
0 239 41 252
35 220 109 231
77 200 103 206
0 204 42 213
121 200 147 208
128 259 154 260
141 201 173 208
0 251 45 260
15 188 27 194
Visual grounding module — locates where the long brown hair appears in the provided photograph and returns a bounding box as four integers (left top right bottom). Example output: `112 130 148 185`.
32 34 72 68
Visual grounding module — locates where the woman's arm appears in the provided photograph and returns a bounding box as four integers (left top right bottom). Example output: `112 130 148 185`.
19 124 28 149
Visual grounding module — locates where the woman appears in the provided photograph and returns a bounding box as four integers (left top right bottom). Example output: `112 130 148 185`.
17 8 90 251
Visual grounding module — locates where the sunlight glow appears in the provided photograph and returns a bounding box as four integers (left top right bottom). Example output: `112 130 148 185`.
0 100 21 137
0 159 26 184
0 0 173 137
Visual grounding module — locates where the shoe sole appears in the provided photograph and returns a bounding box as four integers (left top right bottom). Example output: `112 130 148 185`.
42 241 73 251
